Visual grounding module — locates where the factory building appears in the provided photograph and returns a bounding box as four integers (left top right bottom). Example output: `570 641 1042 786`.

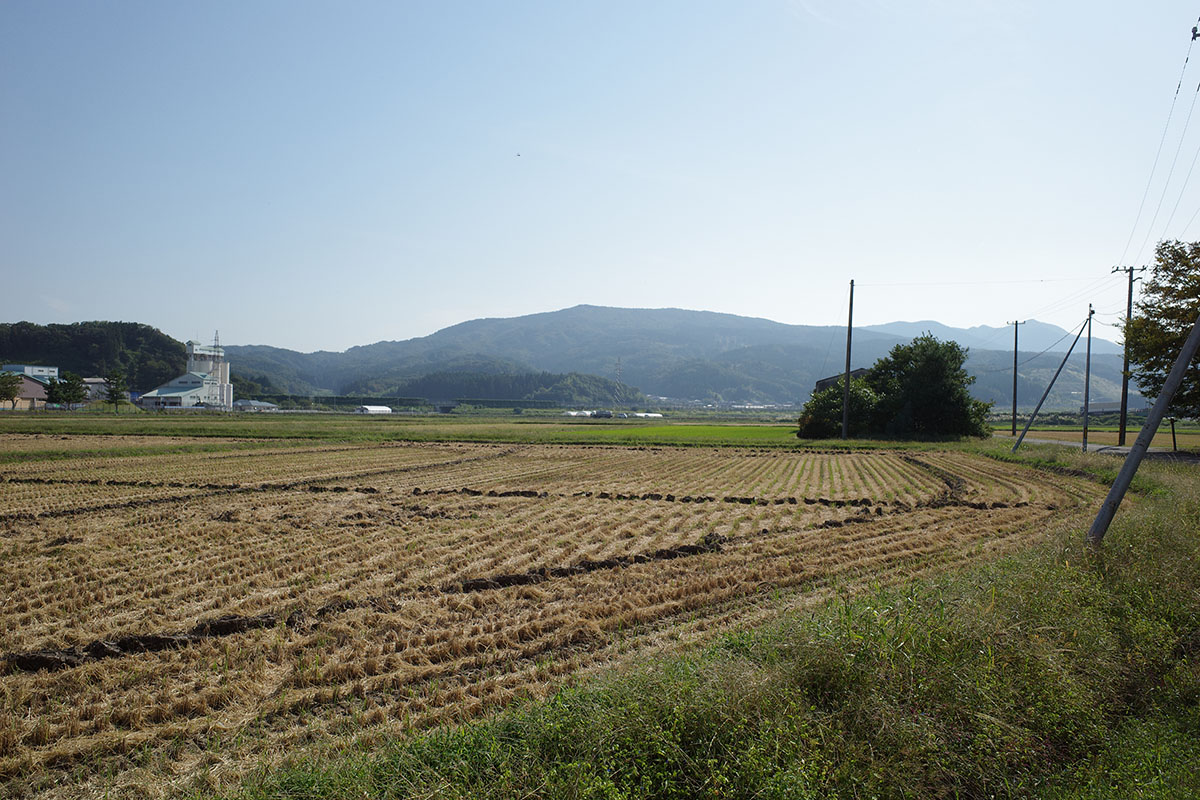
139 337 234 410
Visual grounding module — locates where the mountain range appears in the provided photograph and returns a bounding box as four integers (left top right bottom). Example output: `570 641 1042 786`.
1 308 1136 410
223 305 1135 410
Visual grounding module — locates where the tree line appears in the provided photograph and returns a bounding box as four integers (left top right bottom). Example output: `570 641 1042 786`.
0 321 184 391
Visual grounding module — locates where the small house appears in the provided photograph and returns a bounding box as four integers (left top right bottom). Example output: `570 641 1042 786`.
3 374 49 411
814 369 869 394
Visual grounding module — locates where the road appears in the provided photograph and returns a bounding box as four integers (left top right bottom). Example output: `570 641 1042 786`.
993 433 1200 463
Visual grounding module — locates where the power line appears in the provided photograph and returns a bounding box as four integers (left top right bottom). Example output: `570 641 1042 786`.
857 276 1111 288
816 282 849 380
970 325 1012 350
1021 275 1118 320
1177 179 1200 238
1118 19 1200 264
1013 321 1084 370
1158 83 1200 240
971 319 1089 374
1136 76 1200 263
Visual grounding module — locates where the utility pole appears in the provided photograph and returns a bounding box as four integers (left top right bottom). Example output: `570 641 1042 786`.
1009 320 1024 436
1112 266 1146 446
1089 311 1200 544
842 279 854 440
1083 305 1094 452
1013 318 1087 453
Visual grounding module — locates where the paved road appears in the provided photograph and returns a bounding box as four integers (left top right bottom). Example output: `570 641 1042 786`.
993 434 1200 463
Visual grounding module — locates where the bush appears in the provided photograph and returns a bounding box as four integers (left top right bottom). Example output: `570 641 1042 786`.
797 334 991 439
796 379 877 438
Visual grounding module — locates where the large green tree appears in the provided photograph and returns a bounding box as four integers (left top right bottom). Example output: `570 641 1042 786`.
867 335 990 436
1125 240 1200 418
104 369 128 413
48 372 88 409
796 335 990 439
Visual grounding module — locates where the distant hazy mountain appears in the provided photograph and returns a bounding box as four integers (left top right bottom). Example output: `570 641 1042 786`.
861 320 1122 356
2 308 1131 409
225 305 1139 409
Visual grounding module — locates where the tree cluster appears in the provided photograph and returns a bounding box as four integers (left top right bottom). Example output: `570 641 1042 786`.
44 372 88 408
797 335 991 439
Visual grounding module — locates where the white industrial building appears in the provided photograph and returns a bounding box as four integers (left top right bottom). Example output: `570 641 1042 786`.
354 405 392 414
3 364 59 381
140 339 234 410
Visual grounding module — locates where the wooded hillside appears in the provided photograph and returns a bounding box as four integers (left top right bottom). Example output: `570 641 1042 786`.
0 321 185 391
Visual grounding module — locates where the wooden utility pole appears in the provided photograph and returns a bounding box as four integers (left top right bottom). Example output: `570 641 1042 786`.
842 279 854 440
1009 320 1024 436
1083 305 1094 452
1088 311 1200 544
1112 266 1146 446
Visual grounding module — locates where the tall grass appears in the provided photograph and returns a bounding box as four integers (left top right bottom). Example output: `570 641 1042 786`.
216 458 1200 799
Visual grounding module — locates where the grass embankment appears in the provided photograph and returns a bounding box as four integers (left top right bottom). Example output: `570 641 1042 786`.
218 453 1200 799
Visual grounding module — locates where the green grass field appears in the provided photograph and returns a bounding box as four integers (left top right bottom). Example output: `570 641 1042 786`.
0 411 805 448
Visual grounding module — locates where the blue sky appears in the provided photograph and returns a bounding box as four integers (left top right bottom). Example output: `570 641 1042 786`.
3 1 1198 352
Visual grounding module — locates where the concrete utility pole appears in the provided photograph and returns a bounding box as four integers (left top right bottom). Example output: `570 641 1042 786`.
1013 318 1087 453
1112 266 1146 446
1088 311 1200 544
1009 320 1024 436
1083 305 1094 452
842 279 854 440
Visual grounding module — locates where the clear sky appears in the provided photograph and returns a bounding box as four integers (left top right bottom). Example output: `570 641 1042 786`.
3 1 1199 352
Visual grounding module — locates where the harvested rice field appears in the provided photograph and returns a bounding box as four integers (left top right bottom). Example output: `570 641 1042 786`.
0 435 1109 798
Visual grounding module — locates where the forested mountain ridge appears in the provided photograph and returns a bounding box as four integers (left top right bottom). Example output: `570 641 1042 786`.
0 319 643 406
377 371 644 406
1 308 1136 409
226 305 1133 408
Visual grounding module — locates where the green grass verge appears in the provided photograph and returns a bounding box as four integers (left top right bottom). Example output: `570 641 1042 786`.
208 457 1200 799
0 413 827 448
0 411 996 450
